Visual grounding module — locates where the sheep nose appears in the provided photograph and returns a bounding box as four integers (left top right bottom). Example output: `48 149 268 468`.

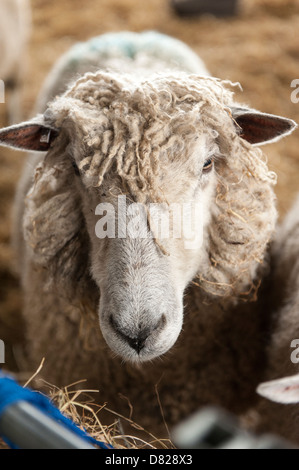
109 315 166 354
121 331 149 353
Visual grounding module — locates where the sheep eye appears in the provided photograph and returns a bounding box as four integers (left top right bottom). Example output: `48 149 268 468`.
71 159 80 176
203 158 213 173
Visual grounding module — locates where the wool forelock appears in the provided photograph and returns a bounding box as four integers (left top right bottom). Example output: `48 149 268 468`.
47 71 240 202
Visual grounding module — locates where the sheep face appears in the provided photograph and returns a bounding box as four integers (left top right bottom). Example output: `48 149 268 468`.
48 73 221 362
75 131 218 363
37 73 224 362
0 72 296 363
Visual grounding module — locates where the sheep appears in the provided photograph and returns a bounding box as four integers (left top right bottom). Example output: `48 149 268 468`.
0 0 31 124
241 195 299 443
0 31 297 440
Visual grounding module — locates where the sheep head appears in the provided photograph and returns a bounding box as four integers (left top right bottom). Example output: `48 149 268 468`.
0 72 296 363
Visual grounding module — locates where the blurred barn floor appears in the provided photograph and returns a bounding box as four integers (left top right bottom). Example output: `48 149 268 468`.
0 0 298 374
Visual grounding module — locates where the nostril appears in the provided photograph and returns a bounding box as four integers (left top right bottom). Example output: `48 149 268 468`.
108 314 167 354
157 314 167 330
113 323 150 354
126 334 148 354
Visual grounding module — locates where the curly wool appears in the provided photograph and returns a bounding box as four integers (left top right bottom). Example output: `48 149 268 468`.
48 72 238 201
26 70 277 302
202 143 277 299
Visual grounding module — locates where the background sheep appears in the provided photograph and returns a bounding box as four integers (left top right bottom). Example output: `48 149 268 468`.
0 30 297 442
257 374 299 405
0 0 31 124
240 195 299 443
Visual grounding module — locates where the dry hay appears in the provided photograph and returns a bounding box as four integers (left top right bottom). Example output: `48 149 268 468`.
44 381 174 449
0 361 175 449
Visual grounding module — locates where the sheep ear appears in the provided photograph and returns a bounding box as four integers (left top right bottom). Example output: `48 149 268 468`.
257 375 299 404
0 122 59 152
231 107 297 146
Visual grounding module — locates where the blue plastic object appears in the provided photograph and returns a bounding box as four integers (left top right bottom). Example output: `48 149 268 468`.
0 371 112 449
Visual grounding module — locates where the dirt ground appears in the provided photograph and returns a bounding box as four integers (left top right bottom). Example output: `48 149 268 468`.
0 0 298 379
